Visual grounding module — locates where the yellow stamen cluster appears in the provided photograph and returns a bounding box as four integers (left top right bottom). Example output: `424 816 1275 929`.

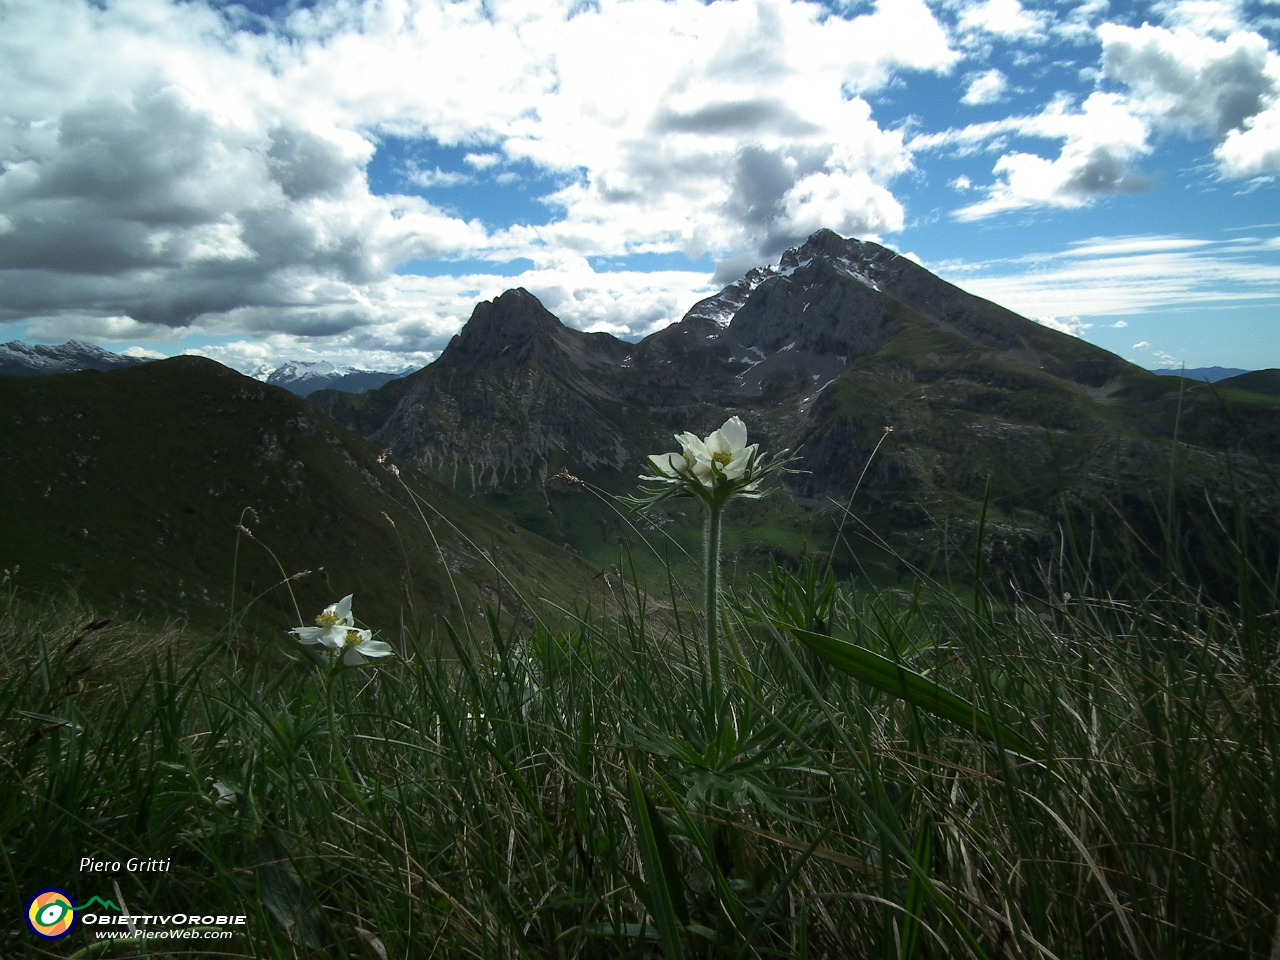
315 611 341 627
344 630 363 647
712 451 733 467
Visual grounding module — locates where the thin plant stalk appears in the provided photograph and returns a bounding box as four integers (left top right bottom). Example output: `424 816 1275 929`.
704 503 723 705
323 666 371 820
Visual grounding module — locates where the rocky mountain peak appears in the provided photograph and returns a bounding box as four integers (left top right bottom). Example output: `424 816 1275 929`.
778 227 856 269
434 288 570 372
682 231 896 337
717 229 1135 388
433 287 631 377
776 230 895 287
264 359 406 397
684 266 777 327
268 360 341 381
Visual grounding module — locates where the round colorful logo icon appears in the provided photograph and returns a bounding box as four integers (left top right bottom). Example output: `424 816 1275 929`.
26 889 77 940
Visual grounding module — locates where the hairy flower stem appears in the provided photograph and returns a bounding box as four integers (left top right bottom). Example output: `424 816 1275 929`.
704 505 723 707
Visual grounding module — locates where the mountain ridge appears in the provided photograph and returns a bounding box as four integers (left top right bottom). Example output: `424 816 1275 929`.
0 339 150 376
0 340 406 397
310 230 1280 582
263 360 407 397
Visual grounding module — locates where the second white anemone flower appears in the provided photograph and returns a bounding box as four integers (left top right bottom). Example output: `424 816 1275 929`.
334 626 394 666
291 595 394 667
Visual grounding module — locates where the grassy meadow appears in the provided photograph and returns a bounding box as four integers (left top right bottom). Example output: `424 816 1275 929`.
3 466 1278 959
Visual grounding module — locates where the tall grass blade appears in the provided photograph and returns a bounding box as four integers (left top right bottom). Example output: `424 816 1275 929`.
899 816 932 960
627 760 688 960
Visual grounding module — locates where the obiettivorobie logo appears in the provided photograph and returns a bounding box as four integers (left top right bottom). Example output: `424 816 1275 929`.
25 890 120 940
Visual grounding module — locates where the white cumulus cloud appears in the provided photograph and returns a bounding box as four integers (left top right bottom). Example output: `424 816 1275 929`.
961 69 1010 105
1100 20 1280 177
957 0 1050 40
946 94 1153 220
1035 315 1092 335
915 7 1280 220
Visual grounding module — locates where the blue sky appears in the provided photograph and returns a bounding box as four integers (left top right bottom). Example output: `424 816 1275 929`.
0 0 1277 374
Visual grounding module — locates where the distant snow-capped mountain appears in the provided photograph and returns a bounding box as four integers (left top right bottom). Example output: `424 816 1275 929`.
0 342 409 396
0 340 150 376
259 360 410 397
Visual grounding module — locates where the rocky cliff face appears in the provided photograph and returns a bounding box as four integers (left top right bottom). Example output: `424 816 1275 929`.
313 288 662 487
433 287 630 378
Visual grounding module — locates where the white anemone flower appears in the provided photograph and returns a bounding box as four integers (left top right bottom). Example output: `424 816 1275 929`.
643 416 767 508
684 416 759 483
291 595 393 667
337 627 394 666
291 594 354 648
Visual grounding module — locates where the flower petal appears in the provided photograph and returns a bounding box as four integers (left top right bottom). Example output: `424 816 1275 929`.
291 626 324 644
647 452 685 477
703 428 731 457
722 443 758 480
675 432 709 461
719 416 748 452
355 639 395 659
342 648 368 666
331 595 354 625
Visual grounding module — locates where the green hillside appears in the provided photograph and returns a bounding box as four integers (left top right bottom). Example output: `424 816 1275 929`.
0 357 603 637
1218 368 1280 398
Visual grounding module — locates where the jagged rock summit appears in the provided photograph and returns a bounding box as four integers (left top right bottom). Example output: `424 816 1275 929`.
434 287 629 377
667 228 1133 391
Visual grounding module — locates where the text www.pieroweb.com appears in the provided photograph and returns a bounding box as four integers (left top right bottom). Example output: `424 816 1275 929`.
94 928 235 940
82 914 245 940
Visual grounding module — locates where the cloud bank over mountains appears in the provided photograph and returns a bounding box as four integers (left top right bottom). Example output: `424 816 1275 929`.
915 1 1280 220
0 0 1277 370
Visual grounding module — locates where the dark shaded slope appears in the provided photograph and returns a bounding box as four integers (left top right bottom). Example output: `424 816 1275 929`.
1219 369 1280 398
0 358 600 634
